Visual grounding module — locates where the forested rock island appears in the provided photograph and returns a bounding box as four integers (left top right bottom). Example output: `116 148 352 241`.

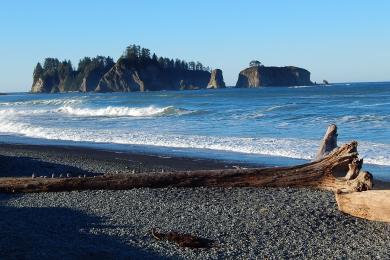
31 45 312 93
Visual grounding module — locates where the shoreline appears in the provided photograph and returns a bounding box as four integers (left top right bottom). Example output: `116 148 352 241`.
0 142 256 178
0 142 389 258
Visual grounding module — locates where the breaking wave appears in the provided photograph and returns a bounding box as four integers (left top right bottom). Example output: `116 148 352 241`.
0 109 50 116
56 105 192 117
288 85 315 89
338 115 390 123
1 85 390 174
0 117 389 166
0 105 193 118
0 98 84 107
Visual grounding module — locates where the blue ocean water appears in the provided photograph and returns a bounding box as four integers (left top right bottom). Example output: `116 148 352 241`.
0 82 389 180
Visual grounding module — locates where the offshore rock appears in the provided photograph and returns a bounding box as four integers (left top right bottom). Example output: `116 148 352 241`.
235 66 313 88
207 69 226 89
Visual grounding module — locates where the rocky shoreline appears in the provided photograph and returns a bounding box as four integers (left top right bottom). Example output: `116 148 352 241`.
0 143 389 259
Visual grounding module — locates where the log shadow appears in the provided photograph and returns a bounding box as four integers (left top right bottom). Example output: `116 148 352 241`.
0 194 168 259
0 155 98 178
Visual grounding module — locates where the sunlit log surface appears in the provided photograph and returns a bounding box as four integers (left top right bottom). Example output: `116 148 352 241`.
0 141 372 194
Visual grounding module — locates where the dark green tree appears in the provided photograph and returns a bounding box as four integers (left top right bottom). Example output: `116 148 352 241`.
196 61 203 71
141 48 151 60
58 60 74 79
78 57 92 72
174 59 182 70
152 53 158 63
188 61 196 70
249 60 262 67
124 44 139 60
181 61 188 70
43 58 60 72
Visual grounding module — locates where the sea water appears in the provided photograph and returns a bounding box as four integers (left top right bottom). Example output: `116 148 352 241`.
0 82 389 180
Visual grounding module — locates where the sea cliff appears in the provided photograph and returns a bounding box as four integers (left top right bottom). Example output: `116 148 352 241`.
235 66 313 87
31 45 220 93
207 69 226 89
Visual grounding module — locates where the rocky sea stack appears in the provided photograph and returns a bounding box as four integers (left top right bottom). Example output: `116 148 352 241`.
31 44 315 93
31 44 213 93
235 65 313 88
207 69 226 89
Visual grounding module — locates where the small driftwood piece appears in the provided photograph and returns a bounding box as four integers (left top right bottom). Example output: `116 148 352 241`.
151 229 214 248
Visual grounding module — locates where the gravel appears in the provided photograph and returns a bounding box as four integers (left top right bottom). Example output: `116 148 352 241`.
1 187 390 259
0 143 240 178
0 143 389 259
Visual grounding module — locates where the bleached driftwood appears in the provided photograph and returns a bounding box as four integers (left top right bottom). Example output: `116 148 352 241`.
336 190 390 223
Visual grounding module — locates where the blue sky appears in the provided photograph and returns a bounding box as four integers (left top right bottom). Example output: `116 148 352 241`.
0 0 389 92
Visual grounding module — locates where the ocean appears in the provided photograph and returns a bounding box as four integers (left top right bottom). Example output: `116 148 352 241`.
1 82 389 180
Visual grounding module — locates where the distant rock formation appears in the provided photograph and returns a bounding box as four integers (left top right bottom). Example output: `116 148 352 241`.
95 62 211 93
95 63 145 92
31 73 63 93
207 69 226 89
235 66 313 88
31 44 214 93
31 44 316 93
31 78 47 93
79 64 113 92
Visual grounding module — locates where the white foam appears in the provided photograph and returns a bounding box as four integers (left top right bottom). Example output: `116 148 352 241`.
0 112 389 167
0 108 50 116
265 104 293 112
0 118 315 160
0 98 84 107
358 141 390 166
338 114 389 124
360 102 390 107
0 105 192 118
56 105 190 117
288 85 315 89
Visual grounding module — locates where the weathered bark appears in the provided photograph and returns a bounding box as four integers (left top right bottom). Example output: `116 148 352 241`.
315 124 338 160
344 158 363 180
0 141 372 193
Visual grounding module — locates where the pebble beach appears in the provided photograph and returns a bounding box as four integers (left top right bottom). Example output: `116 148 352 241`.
0 143 389 259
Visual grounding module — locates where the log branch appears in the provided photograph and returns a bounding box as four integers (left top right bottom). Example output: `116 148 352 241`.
315 124 338 160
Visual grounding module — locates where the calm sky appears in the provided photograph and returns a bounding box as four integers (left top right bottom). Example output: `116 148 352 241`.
0 0 389 92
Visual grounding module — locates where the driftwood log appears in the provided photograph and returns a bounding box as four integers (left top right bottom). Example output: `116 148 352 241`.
0 126 372 194
2 124 388 222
